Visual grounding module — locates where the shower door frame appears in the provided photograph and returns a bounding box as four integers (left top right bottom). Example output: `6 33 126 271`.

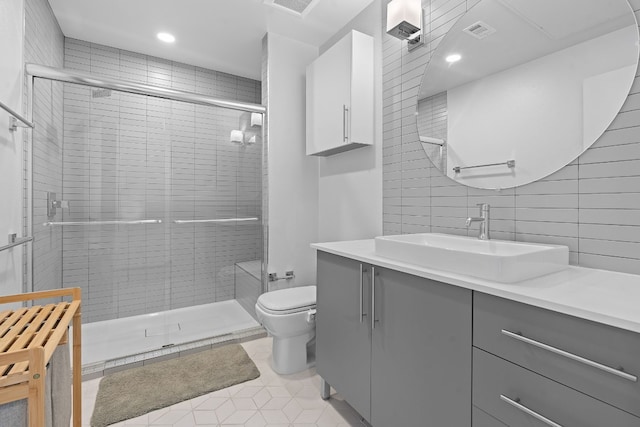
24 63 268 302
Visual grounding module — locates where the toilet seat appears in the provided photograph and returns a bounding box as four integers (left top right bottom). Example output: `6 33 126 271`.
256 286 316 315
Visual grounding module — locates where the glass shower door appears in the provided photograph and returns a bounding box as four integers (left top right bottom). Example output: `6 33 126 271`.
31 76 263 364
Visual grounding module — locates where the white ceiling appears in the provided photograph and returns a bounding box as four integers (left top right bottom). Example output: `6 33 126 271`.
48 0 376 80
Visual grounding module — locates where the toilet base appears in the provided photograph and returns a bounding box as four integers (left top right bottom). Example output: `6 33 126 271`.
271 330 315 375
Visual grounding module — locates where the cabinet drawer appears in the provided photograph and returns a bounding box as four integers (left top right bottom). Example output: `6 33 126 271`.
474 292 640 417
473 348 640 427
473 406 508 427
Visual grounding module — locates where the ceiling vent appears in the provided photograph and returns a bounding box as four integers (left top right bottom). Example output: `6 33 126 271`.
463 21 497 39
264 0 320 17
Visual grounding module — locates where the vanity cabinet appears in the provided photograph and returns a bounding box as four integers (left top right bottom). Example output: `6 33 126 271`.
306 30 373 156
316 251 472 426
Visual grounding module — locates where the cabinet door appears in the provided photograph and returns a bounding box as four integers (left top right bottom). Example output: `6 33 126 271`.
316 251 371 421
306 34 351 155
371 267 472 427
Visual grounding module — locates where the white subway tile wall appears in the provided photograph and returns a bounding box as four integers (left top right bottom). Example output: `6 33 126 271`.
383 0 640 275
24 0 65 300
56 39 263 322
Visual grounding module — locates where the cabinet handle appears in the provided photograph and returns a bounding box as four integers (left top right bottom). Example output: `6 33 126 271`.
501 329 637 382
500 395 563 427
371 266 376 329
359 264 367 323
343 105 349 142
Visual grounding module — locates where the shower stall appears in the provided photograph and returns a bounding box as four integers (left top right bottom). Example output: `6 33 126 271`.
26 63 266 374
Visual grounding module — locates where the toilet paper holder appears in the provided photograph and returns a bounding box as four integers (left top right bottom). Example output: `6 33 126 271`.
268 271 295 282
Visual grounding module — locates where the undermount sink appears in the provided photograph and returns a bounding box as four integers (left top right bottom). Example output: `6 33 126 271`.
374 233 569 283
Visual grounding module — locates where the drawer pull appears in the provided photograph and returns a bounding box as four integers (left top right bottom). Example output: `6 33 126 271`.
501 329 637 383
500 394 563 427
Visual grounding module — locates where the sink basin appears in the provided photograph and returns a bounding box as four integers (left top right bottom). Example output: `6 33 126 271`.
374 233 569 283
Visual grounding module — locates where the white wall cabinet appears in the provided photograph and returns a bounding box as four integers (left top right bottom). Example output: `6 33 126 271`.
306 30 374 156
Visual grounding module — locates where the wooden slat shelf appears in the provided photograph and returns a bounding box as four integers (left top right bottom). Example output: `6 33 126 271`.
0 288 81 427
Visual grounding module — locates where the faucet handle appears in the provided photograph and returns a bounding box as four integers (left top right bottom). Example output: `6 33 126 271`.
477 203 490 216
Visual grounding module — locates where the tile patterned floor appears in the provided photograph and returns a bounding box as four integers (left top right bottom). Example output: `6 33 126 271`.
79 337 366 427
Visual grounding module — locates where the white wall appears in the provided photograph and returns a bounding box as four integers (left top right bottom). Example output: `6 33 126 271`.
0 0 25 297
317 0 383 242
265 33 319 287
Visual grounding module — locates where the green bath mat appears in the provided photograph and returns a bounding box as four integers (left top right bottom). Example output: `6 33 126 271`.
90 344 260 427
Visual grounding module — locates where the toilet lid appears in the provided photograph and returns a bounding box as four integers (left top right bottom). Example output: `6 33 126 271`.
257 285 316 313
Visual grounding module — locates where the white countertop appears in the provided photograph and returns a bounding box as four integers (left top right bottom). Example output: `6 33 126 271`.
311 239 640 334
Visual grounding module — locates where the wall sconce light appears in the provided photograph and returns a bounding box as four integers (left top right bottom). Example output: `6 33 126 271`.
230 130 244 144
386 0 424 50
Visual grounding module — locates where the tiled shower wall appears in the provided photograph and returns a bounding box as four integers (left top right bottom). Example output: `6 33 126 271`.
24 0 65 296
57 39 262 322
382 0 640 275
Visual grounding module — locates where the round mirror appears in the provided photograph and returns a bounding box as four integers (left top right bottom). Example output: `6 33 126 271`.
416 0 639 189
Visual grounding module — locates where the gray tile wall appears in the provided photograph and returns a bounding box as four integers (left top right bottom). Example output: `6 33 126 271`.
59 39 262 322
24 0 65 297
416 91 447 171
383 0 640 275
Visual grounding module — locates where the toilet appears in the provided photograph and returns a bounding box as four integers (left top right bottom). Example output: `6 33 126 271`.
255 285 317 375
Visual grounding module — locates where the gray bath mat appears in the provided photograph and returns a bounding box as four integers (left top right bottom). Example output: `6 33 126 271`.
90 344 260 427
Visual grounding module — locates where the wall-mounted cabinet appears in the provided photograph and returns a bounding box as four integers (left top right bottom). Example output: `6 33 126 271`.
306 30 374 157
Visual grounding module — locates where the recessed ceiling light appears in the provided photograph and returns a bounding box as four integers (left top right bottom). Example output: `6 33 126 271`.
446 54 462 63
157 32 175 43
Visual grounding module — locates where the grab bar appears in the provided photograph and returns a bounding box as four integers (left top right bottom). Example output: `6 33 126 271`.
173 218 259 224
43 219 162 226
0 234 33 253
0 99 34 131
453 159 515 174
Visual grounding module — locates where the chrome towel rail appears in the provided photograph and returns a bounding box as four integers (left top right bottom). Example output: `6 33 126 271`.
453 159 515 174
419 136 445 146
0 234 33 253
173 218 259 224
43 219 162 226
0 99 34 131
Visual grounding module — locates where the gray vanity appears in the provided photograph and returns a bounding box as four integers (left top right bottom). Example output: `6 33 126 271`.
312 240 640 427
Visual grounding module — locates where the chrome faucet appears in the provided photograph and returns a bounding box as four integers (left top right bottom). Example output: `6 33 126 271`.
466 203 490 240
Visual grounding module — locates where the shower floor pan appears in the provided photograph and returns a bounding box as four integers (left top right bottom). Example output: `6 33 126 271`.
77 300 264 379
